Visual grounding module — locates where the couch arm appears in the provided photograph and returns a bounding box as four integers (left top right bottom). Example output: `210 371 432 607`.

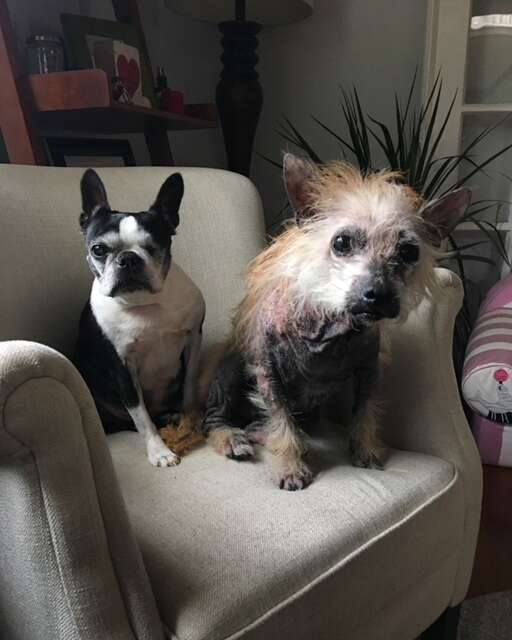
380 268 483 605
0 341 164 640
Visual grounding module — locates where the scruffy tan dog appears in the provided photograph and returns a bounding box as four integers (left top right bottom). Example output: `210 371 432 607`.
203 154 471 490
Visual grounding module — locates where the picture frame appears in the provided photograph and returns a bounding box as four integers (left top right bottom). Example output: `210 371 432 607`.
60 13 155 107
46 137 136 168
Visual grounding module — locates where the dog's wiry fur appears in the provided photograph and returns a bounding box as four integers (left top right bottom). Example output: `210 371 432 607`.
204 155 471 490
235 163 436 352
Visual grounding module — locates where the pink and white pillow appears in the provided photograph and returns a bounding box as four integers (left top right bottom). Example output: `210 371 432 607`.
462 273 512 467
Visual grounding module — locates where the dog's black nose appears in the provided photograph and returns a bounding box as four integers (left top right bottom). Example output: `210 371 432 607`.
117 251 142 269
362 283 392 305
360 281 399 318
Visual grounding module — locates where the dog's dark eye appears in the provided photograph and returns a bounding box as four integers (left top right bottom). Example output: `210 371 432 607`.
91 244 108 258
399 242 419 263
145 245 156 257
332 233 352 256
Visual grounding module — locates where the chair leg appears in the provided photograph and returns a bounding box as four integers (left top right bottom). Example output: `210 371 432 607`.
422 605 460 640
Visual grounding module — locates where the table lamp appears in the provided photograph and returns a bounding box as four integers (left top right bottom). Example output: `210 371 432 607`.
165 0 313 176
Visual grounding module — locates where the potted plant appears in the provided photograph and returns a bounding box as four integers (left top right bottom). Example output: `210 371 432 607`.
262 72 512 378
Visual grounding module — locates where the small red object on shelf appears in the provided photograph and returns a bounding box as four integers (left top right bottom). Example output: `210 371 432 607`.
161 89 184 114
155 66 184 114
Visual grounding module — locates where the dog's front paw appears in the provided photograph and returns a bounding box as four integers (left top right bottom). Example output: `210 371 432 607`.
209 428 254 461
349 440 384 470
225 431 254 461
278 464 313 491
147 437 181 467
351 453 384 470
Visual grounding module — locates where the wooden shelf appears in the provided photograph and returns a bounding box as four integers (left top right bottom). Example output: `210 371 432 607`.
28 69 217 135
34 102 218 135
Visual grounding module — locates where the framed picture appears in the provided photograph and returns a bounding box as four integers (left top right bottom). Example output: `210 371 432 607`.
46 137 136 168
60 13 155 107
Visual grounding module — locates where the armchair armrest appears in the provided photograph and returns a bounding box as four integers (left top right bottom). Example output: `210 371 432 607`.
381 268 483 604
0 341 164 640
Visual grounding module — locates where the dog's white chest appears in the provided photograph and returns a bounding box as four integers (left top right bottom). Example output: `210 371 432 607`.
91 262 204 412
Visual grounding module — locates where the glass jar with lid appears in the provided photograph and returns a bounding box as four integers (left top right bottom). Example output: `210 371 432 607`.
26 35 64 74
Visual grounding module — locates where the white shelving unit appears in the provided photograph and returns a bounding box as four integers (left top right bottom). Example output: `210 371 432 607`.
458 221 512 232
424 1 512 274
461 103 512 113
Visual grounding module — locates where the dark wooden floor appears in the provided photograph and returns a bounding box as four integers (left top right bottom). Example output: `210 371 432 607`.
467 464 512 598
422 606 460 640
420 464 512 639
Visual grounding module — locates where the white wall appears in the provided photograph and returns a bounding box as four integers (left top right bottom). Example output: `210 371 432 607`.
253 0 427 225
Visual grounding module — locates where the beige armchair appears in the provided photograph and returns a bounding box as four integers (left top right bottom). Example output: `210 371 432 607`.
0 165 482 640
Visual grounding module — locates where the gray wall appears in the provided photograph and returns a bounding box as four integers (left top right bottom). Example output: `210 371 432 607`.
253 0 427 225
136 0 224 168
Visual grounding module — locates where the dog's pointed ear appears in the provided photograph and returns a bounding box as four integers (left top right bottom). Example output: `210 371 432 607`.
283 153 316 224
151 173 184 231
80 169 109 231
421 188 472 245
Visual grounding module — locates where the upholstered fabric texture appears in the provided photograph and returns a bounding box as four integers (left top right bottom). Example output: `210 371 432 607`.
109 428 460 640
380 268 483 605
0 341 164 640
0 165 482 640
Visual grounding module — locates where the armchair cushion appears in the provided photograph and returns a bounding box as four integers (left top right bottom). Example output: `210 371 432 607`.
108 429 461 640
0 341 164 640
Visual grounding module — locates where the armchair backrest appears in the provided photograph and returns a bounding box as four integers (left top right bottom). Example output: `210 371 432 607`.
0 165 266 356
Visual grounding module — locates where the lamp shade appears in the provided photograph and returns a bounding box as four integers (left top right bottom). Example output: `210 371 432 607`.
165 0 313 26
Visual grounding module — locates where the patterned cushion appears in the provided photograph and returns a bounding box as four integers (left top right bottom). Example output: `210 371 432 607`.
463 273 512 466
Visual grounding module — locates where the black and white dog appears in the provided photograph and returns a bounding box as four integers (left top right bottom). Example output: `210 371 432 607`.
74 169 205 467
